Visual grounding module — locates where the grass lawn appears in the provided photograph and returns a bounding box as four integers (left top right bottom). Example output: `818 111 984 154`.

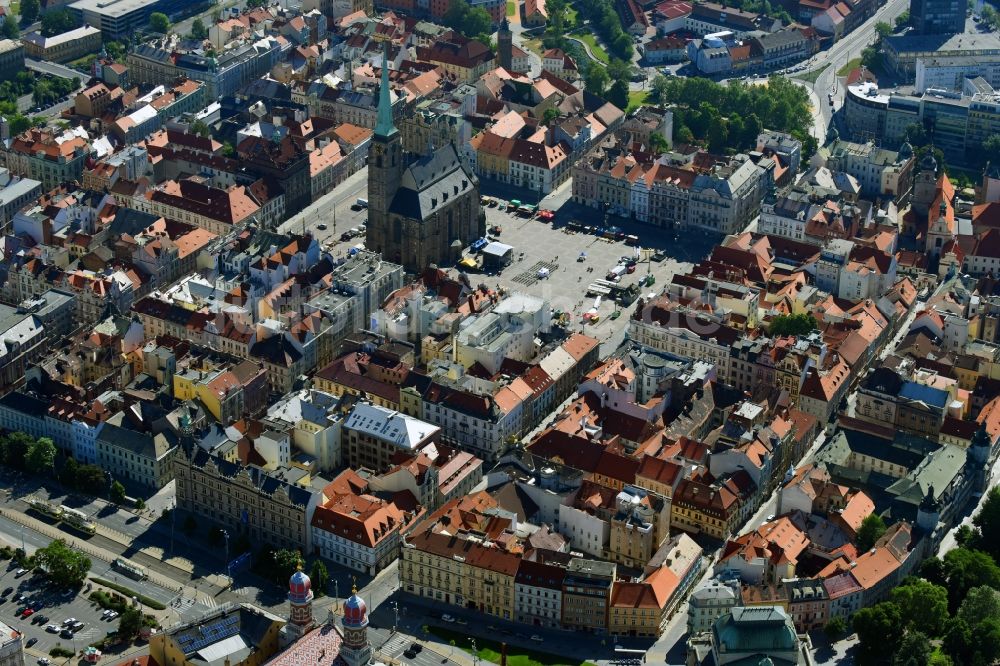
523 36 544 56
793 64 828 84
837 58 861 76
9 0 18 17
506 1 516 16
67 54 98 71
571 32 609 64
627 90 649 112
427 625 599 666
565 6 578 26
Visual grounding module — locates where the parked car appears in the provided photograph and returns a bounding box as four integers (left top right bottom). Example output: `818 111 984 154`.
25 637 36 648
531 635 544 642
316 223 327 231
2 587 13 597
62 618 77 626
45 624 59 633
21 609 33 618
106 611 118 620
36 658 50 666
14 569 27 578
59 630 73 639
442 615 455 623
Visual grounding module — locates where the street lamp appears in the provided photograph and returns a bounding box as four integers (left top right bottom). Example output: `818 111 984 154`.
470 638 479 666
334 580 339 614
222 529 230 585
391 600 398 634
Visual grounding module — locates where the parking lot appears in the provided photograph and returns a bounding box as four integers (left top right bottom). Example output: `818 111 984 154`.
0 565 117 660
471 191 720 350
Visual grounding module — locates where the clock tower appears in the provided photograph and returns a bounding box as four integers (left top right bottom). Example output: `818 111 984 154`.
366 33 402 262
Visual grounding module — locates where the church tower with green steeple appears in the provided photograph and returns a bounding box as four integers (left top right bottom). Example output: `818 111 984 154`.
365 35 403 263
363 25 484 271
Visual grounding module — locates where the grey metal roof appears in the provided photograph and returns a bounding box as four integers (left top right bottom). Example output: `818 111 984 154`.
388 143 476 220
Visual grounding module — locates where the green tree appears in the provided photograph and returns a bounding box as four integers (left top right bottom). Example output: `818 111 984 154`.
943 617 974 665
676 125 694 144
971 618 1000 666
19 0 39 25
856 513 887 552
443 0 471 30
929 652 954 666
542 107 561 125
34 539 90 588
222 141 235 157
875 21 892 41
903 123 930 148
2 432 32 469
955 524 977 548
309 560 329 597
895 9 910 28
768 313 817 336
982 4 999 29
584 64 610 97
860 45 880 70
190 120 211 137
58 457 79 488
707 118 729 153
148 12 170 34
25 437 56 474
463 6 491 38
958 586 1000 627
891 578 950 637
190 18 208 40
606 79 629 109
972 485 1000 559
105 40 125 61
650 74 670 104
607 58 635 84
117 607 143 638
649 133 670 154
40 9 78 37
942 547 1000 613
0 20 18 38
109 480 126 505
134 498 145 510
272 549 303 582
893 631 933 666
742 112 763 146
75 464 106 491
824 616 848 639
853 602 905 666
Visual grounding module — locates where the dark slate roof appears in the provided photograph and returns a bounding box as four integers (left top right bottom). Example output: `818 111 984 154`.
250 335 303 366
108 208 161 238
98 422 170 460
0 391 48 418
388 143 477 220
186 445 314 508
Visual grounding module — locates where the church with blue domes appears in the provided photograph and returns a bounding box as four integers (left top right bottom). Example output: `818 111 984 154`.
267 568 376 666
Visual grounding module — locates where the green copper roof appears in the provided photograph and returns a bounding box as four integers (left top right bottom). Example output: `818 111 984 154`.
375 40 397 139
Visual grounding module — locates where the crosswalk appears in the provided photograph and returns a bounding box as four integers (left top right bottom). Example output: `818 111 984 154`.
75 627 100 642
379 633 409 657
170 591 218 616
